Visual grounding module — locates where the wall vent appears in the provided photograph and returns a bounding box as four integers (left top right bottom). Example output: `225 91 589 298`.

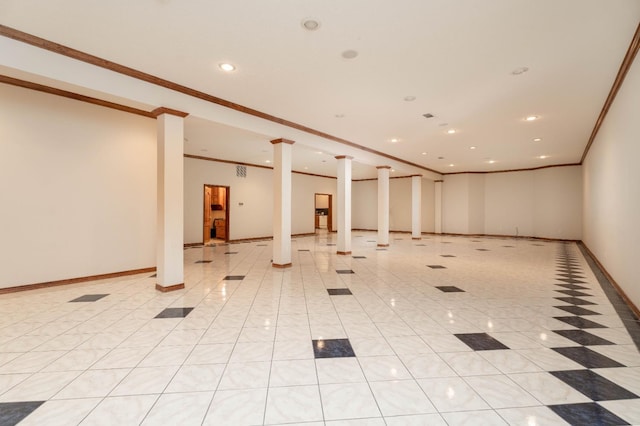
423 113 435 119
236 165 247 178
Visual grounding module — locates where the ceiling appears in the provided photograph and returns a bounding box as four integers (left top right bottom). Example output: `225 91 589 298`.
1 0 639 178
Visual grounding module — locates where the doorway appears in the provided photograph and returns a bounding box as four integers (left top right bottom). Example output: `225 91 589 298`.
203 185 230 244
314 193 332 233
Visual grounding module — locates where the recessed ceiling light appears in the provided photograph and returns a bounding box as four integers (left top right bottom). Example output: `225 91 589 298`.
304 166 308 170
391 169 395 172
316 151 323 154
538 155 548 159
265 160 271 163
487 160 496 164
219 63 236 72
533 138 542 142
390 138 399 143
404 96 416 102
301 18 321 31
342 50 358 59
511 67 529 75
470 146 477 150
447 129 456 134
449 163 455 167
421 152 427 155
525 115 539 121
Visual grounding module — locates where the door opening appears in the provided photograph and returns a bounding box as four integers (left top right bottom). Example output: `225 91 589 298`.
203 185 230 244
314 193 332 233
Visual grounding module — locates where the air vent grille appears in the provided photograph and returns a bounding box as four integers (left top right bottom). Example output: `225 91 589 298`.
236 165 247 178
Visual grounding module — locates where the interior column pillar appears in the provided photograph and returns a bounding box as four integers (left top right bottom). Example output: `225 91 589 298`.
271 138 294 268
411 174 422 240
153 107 188 292
435 179 443 234
377 166 391 247
335 155 352 255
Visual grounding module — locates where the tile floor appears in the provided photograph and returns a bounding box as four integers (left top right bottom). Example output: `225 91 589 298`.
1 232 639 425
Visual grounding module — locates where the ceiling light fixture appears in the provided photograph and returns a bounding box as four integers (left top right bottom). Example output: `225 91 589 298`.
301 18 321 31
488 160 496 164
470 146 477 150
342 50 358 59
538 155 548 159
265 160 271 163
219 63 236 72
449 163 454 167
447 129 456 134
421 152 427 155
525 115 539 121
390 138 399 143
533 138 542 142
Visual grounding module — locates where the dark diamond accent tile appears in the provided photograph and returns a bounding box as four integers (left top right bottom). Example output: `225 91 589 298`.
440 255 456 258
455 333 509 351
556 284 590 290
223 275 245 280
441 242 452 244
155 307 194 319
394 238 404 240
298 249 310 252
427 265 447 269
476 249 490 251
550 370 638 401
336 270 355 274
224 252 238 255
367 240 376 242
415 244 427 246
471 240 483 242
256 244 268 246
195 260 212 264
327 244 336 246
312 338 356 358
352 256 366 259
557 278 587 284
554 316 606 329
376 248 387 251
0 401 45 426
69 294 109 303
555 289 592 297
555 297 596 306
554 305 601 316
549 403 629 426
327 288 353 296
532 243 545 246
436 286 464 293
150 274 157 278
553 330 614 346
557 273 586 279
552 347 624 369
503 245 515 248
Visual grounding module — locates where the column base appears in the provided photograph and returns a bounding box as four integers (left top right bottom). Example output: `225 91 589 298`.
337 251 352 255
377 244 390 247
272 263 292 269
155 283 185 292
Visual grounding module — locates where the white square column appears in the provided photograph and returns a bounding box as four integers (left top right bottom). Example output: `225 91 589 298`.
336 155 353 255
271 138 294 268
377 166 391 247
435 180 443 234
154 108 188 292
411 174 422 240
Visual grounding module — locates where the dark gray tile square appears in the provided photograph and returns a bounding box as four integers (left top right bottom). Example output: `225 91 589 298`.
224 252 238 255
455 333 508 350
554 305 601 316
440 255 456 258
352 256 366 259
427 265 447 269
503 245 515 248
376 248 387 251
549 403 629 426
555 297 596 306
256 244 268 246
224 275 245 280
441 242 452 244
298 249 310 252
150 273 157 278
557 273 586 279
476 249 490 251
555 289 592 297
554 316 606 329
155 307 194 319
553 330 614 346
552 347 624 369
415 244 427 246
195 260 212 264
557 278 587 284
471 240 483 242
367 240 376 242
556 283 590 290
312 338 356 358
550 370 638 401
69 294 109 303
327 243 336 246
336 270 355 274
0 401 45 426
436 286 464 293
532 243 545 246
327 288 352 296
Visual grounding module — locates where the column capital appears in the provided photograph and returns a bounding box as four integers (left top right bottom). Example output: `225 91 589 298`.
335 155 353 160
434 179 444 183
151 107 189 118
376 165 392 170
409 174 423 178
270 138 295 145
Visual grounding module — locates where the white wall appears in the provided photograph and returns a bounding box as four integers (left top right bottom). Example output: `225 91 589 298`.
443 166 582 239
184 157 336 243
0 84 157 288
352 177 436 232
583 52 640 308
